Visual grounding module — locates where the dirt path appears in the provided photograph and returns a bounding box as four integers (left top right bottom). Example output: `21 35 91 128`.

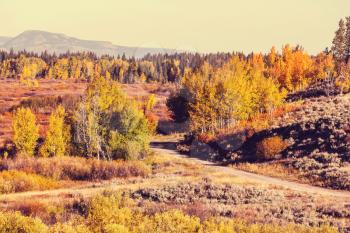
1 145 350 202
151 147 350 198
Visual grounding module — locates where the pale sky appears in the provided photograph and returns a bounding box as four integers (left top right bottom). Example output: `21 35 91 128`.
0 0 349 54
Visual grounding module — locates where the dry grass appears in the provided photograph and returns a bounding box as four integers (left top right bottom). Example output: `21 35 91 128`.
233 161 305 183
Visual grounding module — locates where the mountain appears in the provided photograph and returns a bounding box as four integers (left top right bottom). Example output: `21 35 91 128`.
0 36 12 46
0 30 177 58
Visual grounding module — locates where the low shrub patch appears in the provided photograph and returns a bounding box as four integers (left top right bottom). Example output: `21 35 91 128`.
0 156 150 181
0 192 339 233
0 170 59 194
256 136 288 161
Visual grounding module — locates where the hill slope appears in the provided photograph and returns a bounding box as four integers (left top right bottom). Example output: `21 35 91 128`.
0 30 177 58
0 36 12 46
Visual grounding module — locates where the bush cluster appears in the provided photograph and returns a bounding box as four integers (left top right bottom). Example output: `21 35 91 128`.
0 170 59 194
256 136 288 161
0 156 150 181
12 94 81 114
0 192 339 233
291 151 350 190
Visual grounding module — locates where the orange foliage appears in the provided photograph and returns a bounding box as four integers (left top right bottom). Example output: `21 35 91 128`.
266 45 335 92
256 136 288 160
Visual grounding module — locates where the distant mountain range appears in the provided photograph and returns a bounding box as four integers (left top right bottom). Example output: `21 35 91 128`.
0 30 178 58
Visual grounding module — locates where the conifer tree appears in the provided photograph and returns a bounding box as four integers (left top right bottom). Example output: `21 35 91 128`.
345 16 350 63
332 19 347 66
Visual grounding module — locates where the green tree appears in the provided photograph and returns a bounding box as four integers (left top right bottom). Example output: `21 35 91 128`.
74 76 151 160
346 16 350 63
12 107 39 156
332 19 347 67
40 106 70 157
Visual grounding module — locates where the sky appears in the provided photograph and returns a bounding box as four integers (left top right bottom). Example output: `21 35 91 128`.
0 0 349 54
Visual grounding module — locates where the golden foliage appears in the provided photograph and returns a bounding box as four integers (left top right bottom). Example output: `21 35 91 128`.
40 106 70 157
12 107 39 156
0 194 339 233
0 170 59 194
256 136 288 160
180 57 286 133
266 45 334 92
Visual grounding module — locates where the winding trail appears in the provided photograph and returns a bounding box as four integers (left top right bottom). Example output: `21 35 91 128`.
1 143 350 202
152 145 350 199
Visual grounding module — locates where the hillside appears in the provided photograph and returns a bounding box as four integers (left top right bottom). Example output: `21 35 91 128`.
179 89 350 191
0 36 11 46
0 30 178 58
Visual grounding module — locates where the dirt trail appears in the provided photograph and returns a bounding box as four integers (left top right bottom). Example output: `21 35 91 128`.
151 147 350 199
1 144 350 202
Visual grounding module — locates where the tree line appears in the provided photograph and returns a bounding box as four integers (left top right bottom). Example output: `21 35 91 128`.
167 47 335 133
0 45 339 89
165 16 350 134
0 50 234 85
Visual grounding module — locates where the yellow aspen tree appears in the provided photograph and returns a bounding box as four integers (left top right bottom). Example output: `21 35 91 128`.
145 94 157 114
40 106 70 157
12 108 39 156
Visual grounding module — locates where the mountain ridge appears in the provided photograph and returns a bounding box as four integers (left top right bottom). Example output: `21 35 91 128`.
0 30 177 58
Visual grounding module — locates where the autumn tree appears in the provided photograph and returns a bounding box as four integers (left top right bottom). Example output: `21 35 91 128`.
170 58 286 133
266 45 320 92
12 108 39 156
144 94 157 114
74 76 151 160
40 106 70 157
312 52 335 82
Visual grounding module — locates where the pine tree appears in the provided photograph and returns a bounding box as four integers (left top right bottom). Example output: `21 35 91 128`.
12 108 39 156
345 17 350 63
332 19 347 66
40 106 70 157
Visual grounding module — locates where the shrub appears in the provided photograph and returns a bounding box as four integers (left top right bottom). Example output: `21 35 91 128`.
145 112 158 135
197 133 215 143
12 107 39 156
0 156 150 181
49 223 91 233
256 136 288 160
10 200 49 217
0 170 59 194
13 95 81 114
0 211 48 233
200 218 338 233
0 204 340 233
87 193 133 233
149 209 201 233
104 224 129 233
